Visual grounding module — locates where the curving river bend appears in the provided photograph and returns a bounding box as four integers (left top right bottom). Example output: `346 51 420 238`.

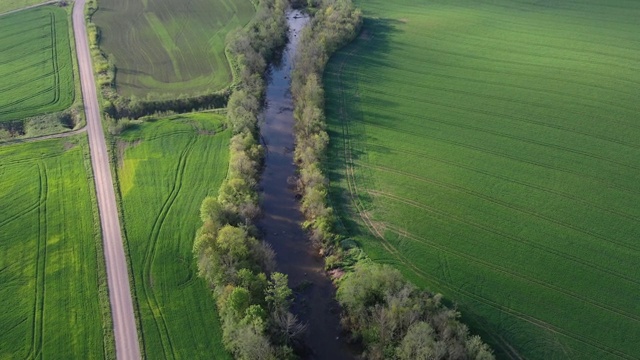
257 9 354 360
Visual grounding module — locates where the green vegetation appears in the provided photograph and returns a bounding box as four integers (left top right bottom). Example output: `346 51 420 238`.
0 0 51 14
0 6 74 124
114 113 232 359
92 0 255 99
0 136 113 359
292 0 362 249
292 1 493 358
338 262 493 360
193 0 304 358
324 0 640 359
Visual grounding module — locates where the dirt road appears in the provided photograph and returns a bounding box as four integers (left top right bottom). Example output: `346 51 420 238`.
72 0 141 358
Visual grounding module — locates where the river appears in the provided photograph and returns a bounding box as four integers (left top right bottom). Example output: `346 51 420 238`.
257 9 354 360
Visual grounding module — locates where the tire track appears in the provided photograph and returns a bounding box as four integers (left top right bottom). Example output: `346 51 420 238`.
356 45 637 98
365 143 640 223
383 80 640 150
372 202 640 324
48 11 60 107
139 138 195 360
362 120 640 196
370 189 640 288
363 67 640 122
357 212 634 360
0 32 49 53
0 87 53 114
0 71 55 94
0 0 58 18
364 70 640 141
0 165 42 228
25 163 48 360
364 94 640 169
418 31 640 72
0 45 52 66
329 34 638 359
363 163 640 254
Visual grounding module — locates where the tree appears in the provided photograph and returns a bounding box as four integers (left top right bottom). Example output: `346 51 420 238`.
217 225 250 259
272 311 307 347
200 196 229 225
265 272 292 314
396 322 436 360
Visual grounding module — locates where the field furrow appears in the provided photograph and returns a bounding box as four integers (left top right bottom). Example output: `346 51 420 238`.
92 0 255 98
140 137 196 359
0 137 109 358
0 6 73 123
325 1 640 358
117 113 231 359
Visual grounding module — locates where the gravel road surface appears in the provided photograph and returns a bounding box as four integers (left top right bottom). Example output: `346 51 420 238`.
72 0 141 358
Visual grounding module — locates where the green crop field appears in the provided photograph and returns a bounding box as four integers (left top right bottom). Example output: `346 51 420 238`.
0 137 111 358
0 6 74 123
0 0 49 14
115 113 231 359
324 0 640 359
92 0 255 98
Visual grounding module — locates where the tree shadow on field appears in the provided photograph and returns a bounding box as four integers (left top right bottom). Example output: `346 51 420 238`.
324 17 401 237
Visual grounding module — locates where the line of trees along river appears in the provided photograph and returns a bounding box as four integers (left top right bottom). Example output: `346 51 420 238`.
193 0 497 358
193 0 307 359
291 0 496 359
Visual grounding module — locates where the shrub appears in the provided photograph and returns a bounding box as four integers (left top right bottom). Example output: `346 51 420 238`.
193 1 304 358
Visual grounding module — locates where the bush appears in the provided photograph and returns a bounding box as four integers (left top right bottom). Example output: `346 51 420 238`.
193 0 304 358
290 2 495 358
290 0 361 249
337 262 495 360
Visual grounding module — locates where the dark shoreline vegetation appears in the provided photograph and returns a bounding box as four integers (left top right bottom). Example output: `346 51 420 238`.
193 0 306 358
291 0 495 358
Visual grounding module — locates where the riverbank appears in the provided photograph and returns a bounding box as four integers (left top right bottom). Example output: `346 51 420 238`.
257 9 354 360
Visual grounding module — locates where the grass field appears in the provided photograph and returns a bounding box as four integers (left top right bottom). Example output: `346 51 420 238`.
115 113 232 359
324 0 640 359
92 0 255 98
0 6 74 123
0 0 50 14
0 136 111 359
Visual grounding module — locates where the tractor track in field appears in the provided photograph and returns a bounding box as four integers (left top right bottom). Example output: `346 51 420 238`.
72 0 141 358
0 0 58 18
138 137 196 360
368 183 640 286
335 52 525 360
368 189 640 323
364 143 640 223
25 163 47 360
331 40 640 360
362 162 640 254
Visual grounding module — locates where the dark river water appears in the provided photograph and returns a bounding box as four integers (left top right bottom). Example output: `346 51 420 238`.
257 9 354 360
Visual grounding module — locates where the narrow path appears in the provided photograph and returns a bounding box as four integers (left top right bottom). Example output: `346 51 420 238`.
71 0 141 359
0 127 86 147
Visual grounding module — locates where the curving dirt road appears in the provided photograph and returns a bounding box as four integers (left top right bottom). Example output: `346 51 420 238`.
72 0 141 358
